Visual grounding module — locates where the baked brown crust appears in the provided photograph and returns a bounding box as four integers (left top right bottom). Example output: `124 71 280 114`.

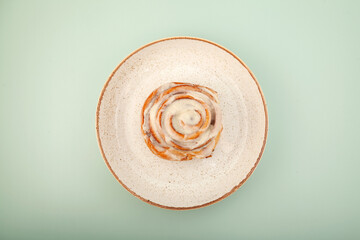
141 82 223 161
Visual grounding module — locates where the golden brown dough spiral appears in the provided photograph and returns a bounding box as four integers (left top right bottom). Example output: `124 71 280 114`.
141 82 223 161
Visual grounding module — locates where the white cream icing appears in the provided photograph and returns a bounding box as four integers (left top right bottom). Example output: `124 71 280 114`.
141 82 223 161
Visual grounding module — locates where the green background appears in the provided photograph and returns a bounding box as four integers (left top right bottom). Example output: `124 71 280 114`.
1 0 359 239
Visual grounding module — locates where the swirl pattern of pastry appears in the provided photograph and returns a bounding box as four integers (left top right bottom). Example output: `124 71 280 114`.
141 82 223 161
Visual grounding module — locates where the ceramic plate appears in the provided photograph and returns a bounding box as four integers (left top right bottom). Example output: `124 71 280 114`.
96 37 268 210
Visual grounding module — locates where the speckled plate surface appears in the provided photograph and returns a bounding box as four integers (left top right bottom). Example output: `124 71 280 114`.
96 37 268 210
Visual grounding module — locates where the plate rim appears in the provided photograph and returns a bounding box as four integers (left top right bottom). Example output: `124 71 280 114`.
96 36 269 210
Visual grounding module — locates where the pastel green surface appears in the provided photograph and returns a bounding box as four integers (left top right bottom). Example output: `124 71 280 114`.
1 0 359 239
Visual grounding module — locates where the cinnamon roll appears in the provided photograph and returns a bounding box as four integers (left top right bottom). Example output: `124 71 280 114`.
141 82 223 161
